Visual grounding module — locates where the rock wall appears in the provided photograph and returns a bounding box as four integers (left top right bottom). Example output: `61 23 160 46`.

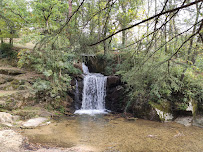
105 76 125 113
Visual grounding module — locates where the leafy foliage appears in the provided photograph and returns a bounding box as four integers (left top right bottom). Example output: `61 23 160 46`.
18 47 81 98
0 43 17 58
118 53 203 112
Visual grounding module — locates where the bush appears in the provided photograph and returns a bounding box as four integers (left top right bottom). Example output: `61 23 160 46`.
0 43 16 58
118 53 203 112
18 48 81 99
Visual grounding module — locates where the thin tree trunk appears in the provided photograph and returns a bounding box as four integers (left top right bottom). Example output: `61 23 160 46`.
98 0 101 41
1 38 3 44
164 24 167 53
122 29 126 47
68 0 72 18
147 0 150 43
9 38 13 46
154 0 157 51
188 3 200 63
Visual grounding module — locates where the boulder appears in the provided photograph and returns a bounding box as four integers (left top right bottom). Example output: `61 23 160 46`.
193 115 203 128
0 112 19 126
132 103 161 121
155 108 173 121
175 116 193 126
0 130 23 152
23 117 49 128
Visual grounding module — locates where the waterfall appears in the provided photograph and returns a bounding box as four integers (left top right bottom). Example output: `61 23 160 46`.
74 63 108 115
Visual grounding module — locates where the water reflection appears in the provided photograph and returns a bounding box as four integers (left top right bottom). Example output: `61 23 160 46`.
22 115 203 152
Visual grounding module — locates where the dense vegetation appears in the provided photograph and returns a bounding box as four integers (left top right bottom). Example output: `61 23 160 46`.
0 0 202 114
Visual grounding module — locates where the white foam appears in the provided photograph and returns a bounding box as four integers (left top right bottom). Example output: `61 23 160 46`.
74 109 108 115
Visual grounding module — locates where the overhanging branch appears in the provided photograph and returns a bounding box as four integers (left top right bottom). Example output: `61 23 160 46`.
89 0 202 46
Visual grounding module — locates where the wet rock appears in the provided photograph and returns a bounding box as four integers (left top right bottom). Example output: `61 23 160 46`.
175 116 193 126
105 85 125 113
23 117 49 128
70 77 83 110
70 79 76 86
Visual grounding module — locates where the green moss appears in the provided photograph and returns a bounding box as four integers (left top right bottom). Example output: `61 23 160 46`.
149 100 171 113
12 106 40 120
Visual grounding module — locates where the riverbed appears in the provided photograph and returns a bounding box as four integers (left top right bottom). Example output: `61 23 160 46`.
21 115 203 152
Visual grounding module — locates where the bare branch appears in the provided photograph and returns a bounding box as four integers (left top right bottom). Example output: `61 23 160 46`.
158 19 203 66
89 0 202 46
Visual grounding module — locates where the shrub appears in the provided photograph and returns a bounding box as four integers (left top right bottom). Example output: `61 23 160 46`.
118 53 203 112
18 48 81 99
0 43 16 58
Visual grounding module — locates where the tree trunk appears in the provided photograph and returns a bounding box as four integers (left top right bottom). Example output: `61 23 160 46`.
164 24 167 53
154 0 157 51
98 1 101 41
122 29 126 47
1 38 3 44
188 3 200 63
9 38 13 46
68 0 72 18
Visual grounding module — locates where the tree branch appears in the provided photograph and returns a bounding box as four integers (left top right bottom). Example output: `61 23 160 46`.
158 19 203 66
89 0 202 46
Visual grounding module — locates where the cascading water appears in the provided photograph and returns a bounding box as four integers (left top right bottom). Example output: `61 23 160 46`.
74 63 108 115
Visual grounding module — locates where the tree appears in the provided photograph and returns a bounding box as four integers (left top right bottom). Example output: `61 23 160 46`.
0 0 28 45
30 0 68 34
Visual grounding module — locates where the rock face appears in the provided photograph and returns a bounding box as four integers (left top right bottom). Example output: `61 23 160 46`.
107 76 120 88
85 56 106 74
105 76 125 113
69 76 83 111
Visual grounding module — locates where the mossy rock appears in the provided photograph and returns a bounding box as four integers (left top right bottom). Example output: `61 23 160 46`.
149 100 171 113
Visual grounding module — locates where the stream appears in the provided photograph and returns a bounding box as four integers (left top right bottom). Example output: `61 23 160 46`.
22 115 203 152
